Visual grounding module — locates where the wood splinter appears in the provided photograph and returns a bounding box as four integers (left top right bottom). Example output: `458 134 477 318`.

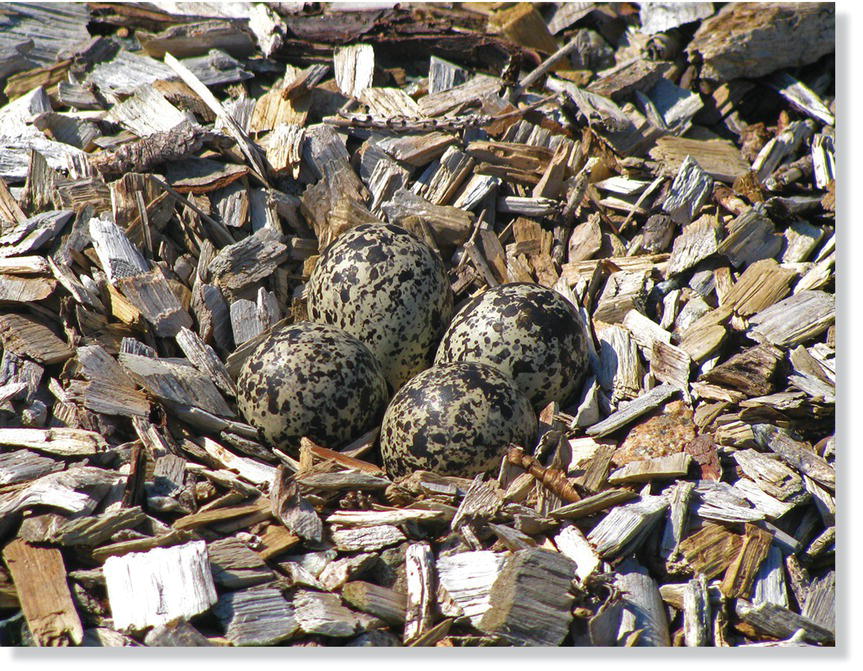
506 445 581 503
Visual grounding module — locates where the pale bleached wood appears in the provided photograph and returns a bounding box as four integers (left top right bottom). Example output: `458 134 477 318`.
333 44 374 98
0 427 107 456
436 550 504 626
293 589 362 638
103 540 217 631
553 524 600 582
331 524 406 552
587 490 668 559
404 542 435 643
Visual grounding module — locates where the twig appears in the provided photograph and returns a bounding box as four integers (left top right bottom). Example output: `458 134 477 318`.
506 445 581 503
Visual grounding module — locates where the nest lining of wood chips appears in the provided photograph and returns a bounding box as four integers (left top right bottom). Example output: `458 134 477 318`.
0 1 835 649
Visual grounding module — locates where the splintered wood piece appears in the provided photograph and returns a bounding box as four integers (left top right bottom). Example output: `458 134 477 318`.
586 384 678 437
208 227 288 292
271 466 323 542
734 599 833 645
649 136 749 183
0 449 62 486
41 506 147 547
213 587 298 646
103 85 192 136
549 487 637 520
294 589 363 637
700 344 785 397
749 290 834 347
678 523 743 579
687 3 834 82
616 558 670 646
720 523 773 599
753 545 788 608
404 542 435 643
199 436 276 487
593 269 652 324
436 551 504 626
333 43 375 98
683 574 712 647
478 548 576 646
163 52 269 184
723 258 797 317
328 508 444 527
208 537 274 589
651 340 692 391
297 471 391 491
663 155 713 225
3 539 83 646
318 553 376 592
752 424 835 490
418 74 500 118
717 207 782 269
666 214 723 276
587 492 668 559
0 313 73 365
173 498 272 531
553 524 600 582
0 427 107 456
732 449 808 504
103 540 217 631
381 188 474 247
608 453 692 485
596 325 643 402
330 524 406 552
119 352 234 417
341 581 407 627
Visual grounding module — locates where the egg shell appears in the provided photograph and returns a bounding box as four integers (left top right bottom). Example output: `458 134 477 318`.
380 362 537 478
435 283 589 409
236 322 389 453
306 223 453 390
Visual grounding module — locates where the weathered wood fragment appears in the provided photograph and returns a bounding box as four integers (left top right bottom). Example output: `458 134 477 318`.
3 539 83 646
103 540 217 631
478 548 576 646
213 587 298 646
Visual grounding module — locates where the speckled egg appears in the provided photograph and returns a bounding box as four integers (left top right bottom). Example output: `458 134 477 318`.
379 362 537 478
236 322 389 453
306 223 453 390
434 283 589 409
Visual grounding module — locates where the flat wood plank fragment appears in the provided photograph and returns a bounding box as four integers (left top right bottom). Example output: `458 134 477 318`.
616 558 670 646
0 313 73 364
213 587 298 646
687 3 834 82
478 548 576 646
3 539 83 646
103 540 217 631
586 384 678 437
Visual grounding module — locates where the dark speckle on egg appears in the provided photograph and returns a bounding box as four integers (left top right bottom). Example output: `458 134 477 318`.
236 322 389 454
434 283 590 409
379 362 537 478
306 223 453 390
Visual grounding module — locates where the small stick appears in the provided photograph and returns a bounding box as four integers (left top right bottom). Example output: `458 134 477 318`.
518 38 583 92
506 445 581 503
